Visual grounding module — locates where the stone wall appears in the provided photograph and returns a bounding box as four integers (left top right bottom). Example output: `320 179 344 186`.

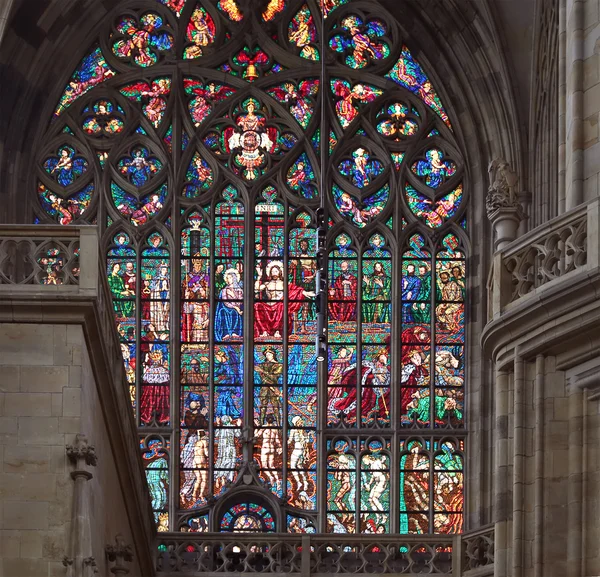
0 322 143 576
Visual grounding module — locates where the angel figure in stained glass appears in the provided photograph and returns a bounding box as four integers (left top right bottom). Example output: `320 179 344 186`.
47 194 82 225
332 80 380 128
288 161 311 192
331 16 387 69
141 78 170 125
50 148 74 183
412 149 456 189
188 8 215 48
129 194 163 226
337 192 369 225
289 9 316 59
113 14 173 67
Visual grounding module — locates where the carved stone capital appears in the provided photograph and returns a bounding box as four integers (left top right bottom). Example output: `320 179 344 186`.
66 433 98 468
106 534 134 576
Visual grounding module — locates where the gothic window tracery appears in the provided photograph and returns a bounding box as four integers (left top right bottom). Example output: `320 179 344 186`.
33 0 467 535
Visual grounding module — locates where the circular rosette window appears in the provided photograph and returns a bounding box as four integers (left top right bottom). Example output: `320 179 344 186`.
409 145 460 190
42 144 89 188
337 145 387 190
109 10 174 68
328 9 393 70
81 99 126 137
202 97 300 182
331 136 390 227
36 137 94 225
403 140 464 228
374 98 423 142
115 144 164 189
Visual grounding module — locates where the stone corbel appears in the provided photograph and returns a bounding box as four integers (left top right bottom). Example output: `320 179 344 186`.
486 158 525 250
106 534 134 576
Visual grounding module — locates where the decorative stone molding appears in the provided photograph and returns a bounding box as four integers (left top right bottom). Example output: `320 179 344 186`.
566 358 600 401
106 534 134 576
486 158 524 250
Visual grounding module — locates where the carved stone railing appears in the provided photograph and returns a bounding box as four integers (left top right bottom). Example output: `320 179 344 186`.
155 529 494 576
488 198 598 319
0 224 89 285
458 524 494 577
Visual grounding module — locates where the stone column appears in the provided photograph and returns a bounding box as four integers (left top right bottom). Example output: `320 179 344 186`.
63 434 98 577
494 368 510 577
564 0 584 211
486 159 524 250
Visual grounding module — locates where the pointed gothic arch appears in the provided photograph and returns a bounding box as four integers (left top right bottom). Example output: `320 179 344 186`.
23 0 476 534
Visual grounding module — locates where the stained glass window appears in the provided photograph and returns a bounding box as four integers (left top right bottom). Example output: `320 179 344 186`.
34 0 467 535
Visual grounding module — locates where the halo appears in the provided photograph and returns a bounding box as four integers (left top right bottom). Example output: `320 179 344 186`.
265 260 283 278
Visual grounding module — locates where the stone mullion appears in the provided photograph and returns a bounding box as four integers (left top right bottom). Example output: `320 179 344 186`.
170 113 182 529
282 209 290 513
389 226 400 534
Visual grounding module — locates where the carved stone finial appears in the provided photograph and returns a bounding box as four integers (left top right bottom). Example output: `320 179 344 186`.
486 158 524 250
66 433 98 467
106 534 134 576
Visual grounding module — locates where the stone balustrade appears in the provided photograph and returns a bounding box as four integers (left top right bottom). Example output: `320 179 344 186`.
487 198 597 320
156 528 494 576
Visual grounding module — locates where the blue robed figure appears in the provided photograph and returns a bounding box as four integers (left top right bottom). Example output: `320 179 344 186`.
214 268 243 341
402 264 422 323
